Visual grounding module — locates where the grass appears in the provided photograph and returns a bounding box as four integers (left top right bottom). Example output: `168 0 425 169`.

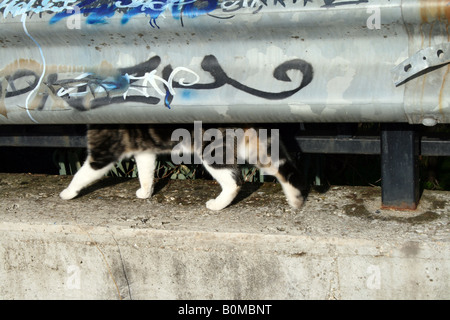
52 147 450 191
54 150 271 183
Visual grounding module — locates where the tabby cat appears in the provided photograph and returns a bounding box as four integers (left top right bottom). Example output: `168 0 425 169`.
60 124 307 210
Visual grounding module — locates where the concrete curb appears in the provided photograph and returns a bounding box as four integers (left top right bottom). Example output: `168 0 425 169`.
1 221 448 299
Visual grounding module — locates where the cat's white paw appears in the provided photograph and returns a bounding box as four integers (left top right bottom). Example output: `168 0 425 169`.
282 183 305 209
136 188 151 199
206 199 227 211
60 188 78 200
288 197 304 209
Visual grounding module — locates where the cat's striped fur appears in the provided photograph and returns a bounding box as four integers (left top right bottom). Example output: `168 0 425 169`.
60 124 306 210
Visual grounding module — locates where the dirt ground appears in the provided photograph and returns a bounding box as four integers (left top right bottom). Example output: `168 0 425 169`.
0 173 449 244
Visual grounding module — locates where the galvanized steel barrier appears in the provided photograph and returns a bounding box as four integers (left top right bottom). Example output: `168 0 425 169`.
0 0 448 125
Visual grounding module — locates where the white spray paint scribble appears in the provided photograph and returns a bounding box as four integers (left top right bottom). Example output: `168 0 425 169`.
1 0 77 18
21 14 45 123
124 67 200 99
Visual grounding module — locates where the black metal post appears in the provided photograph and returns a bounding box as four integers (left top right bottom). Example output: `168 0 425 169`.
380 123 420 210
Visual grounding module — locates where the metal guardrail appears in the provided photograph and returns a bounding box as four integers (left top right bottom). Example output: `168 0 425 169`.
0 0 448 125
3 124 450 156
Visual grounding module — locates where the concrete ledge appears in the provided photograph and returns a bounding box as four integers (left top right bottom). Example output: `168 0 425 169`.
0 173 449 299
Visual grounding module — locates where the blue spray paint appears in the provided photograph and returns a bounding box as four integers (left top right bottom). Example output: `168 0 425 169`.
46 0 219 27
172 0 218 19
164 90 172 109
119 1 168 27
50 0 117 25
182 90 192 100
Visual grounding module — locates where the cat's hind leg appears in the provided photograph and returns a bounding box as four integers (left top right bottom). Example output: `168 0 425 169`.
134 151 157 199
259 156 306 209
275 165 306 209
60 156 114 200
203 163 242 211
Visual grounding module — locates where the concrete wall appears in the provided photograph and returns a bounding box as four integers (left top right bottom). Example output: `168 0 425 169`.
1 222 448 300
0 174 448 299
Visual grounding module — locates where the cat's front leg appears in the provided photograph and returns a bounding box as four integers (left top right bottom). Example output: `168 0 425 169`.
60 186 80 200
60 157 113 200
134 152 157 199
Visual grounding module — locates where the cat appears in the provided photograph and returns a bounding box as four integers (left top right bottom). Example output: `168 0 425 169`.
60 124 307 211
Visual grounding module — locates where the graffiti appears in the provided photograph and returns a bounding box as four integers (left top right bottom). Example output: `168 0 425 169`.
0 56 200 113
219 0 369 16
320 0 368 7
46 60 201 110
49 0 218 27
164 55 313 106
0 0 78 17
220 0 369 17
0 0 371 27
0 0 219 27
0 55 313 117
